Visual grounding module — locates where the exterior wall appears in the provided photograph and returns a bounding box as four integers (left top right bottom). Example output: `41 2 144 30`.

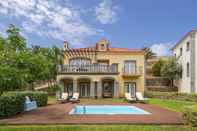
58 51 145 98
96 52 145 97
194 32 197 93
57 39 145 97
173 31 197 93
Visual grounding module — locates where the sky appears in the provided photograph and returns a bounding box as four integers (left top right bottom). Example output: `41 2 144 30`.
0 0 197 56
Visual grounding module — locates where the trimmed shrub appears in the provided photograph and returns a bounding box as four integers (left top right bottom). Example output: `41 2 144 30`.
152 59 164 76
183 105 197 127
145 91 197 102
5 91 48 107
0 94 25 118
0 91 48 119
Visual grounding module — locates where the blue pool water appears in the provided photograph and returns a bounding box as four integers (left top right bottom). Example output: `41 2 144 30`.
69 105 150 115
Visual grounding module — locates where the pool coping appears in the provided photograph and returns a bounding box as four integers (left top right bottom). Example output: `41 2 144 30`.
69 105 151 115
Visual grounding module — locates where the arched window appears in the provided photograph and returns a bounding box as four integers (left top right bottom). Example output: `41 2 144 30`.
69 58 91 66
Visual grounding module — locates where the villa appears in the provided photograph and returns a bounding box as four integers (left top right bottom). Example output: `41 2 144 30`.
172 30 197 93
57 38 145 98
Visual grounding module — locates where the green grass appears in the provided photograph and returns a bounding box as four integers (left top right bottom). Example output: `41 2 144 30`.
48 95 56 104
0 125 194 131
148 98 197 112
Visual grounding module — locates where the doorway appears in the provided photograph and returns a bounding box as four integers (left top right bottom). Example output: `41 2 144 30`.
102 79 114 98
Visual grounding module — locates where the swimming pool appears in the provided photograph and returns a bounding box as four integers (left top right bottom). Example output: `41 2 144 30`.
69 105 150 115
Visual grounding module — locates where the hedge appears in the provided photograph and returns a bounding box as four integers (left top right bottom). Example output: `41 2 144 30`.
0 91 48 118
0 94 25 118
5 91 48 107
145 91 197 102
183 105 197 127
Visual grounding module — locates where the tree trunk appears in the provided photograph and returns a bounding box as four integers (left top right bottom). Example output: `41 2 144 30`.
28 82 34 91
0 90 3 96
171 79 174 88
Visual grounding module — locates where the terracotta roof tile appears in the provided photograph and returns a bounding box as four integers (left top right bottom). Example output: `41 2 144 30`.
109 47 143 52
68 47 144 53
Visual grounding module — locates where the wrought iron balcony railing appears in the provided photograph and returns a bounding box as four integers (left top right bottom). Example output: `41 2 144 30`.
58 64 118 74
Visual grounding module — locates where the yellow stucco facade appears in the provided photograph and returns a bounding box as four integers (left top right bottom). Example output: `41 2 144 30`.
57 39 145 98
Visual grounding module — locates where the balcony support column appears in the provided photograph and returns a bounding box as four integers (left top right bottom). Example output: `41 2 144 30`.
90 81 95 98
113 80 119 98
73 79 78 93
97 81 102 98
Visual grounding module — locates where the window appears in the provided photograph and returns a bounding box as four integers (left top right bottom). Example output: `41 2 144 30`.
124 82 136 97
187 62 190 77
186 42 190 51
98 60 109 72
180 48 182 56
124 60 136 74
69 58 91 65
100 44 105 50
79 82 90 97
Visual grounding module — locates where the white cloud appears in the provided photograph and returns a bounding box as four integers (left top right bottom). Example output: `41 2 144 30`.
150 43 173 56
0 0 101 47
95 0 118 24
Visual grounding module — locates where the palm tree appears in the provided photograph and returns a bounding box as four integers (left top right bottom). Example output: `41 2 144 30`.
142 47 156 60
51 46 64 79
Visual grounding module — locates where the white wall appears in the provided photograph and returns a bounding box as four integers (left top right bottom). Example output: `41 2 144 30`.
194 32 197 93
173 34 192 93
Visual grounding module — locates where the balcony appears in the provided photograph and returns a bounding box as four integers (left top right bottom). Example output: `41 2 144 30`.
58 64 119 74
122 66 143 77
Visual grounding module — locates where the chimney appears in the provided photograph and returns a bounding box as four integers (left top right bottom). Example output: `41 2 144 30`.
96 38 110 51
64 41 69 50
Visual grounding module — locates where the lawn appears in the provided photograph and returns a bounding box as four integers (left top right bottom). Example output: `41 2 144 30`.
0 125 194 131
148 98 197 112
48 95 57 104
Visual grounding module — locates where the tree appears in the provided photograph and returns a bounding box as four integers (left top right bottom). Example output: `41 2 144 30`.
0 36 5 50
0 66 25 95
152 59 164 76
143 47 156 60
0 24 63 93
6 24 26 52
161 57 182 87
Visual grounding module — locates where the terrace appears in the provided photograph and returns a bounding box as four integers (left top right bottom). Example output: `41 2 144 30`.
0 98 184 125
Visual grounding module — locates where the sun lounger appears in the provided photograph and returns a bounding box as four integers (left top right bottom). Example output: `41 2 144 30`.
57 92 68 103
136 92 148 102
125 93 136 102
69 93 80 103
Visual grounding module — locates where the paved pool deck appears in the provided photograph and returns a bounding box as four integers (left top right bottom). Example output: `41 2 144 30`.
0 102 183 125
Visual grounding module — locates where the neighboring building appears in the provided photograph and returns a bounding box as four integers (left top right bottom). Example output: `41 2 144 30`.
172 30 197 93
57 39 145 98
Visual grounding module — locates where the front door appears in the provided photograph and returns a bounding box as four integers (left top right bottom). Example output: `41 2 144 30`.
124 82 136 97
79 82 90 97
102 80 113 98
